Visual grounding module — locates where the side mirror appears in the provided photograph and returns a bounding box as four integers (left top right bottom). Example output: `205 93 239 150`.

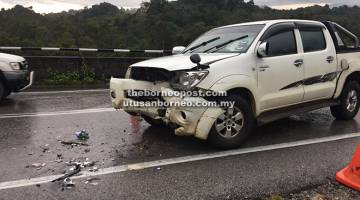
172 46 186 55
257 42 269 58
190 54 201 64
341 59 350 70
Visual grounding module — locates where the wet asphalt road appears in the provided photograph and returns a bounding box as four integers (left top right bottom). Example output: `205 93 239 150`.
0 90 360 199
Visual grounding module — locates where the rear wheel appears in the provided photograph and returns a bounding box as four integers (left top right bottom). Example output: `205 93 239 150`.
331 81 360 120
208 95 255 149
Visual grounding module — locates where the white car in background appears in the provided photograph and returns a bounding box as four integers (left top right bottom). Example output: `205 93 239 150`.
0 53 34 101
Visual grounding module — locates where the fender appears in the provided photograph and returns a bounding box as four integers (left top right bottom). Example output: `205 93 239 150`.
334 60 360 98
203 74 260 116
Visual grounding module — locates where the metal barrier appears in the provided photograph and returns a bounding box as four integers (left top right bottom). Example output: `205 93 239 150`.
0 47 172 54
0 46 173 81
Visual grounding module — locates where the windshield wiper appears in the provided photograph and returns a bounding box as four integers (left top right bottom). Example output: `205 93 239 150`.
204 35 248 53
184 37 221 53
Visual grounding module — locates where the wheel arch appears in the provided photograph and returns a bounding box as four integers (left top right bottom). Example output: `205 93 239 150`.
227 87 256 116
335 70 360 98
345 71 360 83
208 74 259 116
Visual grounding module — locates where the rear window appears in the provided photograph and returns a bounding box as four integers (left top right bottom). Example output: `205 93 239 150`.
300 30 326 52
334 26 358 49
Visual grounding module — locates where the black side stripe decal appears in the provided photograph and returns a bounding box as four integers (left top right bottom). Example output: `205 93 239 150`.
280 72 340 90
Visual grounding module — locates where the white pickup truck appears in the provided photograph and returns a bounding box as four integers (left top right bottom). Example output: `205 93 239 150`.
111 20 360 149
0 53 34 101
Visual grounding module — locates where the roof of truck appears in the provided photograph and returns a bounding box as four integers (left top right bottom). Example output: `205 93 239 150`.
218 19 324 29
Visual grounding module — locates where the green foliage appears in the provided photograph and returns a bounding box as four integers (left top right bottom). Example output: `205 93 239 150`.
41 63 98 85
0 1 359 50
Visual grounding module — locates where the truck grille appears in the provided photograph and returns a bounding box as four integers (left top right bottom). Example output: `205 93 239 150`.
130 67 172 82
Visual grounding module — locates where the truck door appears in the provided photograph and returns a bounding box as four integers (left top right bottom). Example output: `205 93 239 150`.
299 23 338 101
257 23 305 111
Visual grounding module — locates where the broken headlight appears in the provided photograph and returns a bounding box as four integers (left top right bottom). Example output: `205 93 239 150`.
171 70 209 90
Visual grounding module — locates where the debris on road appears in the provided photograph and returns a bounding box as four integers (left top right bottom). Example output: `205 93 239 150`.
88 166 99 172
54 154 63 163
62 178 75 189
84 177 100 186
75 130 90 141
40 144 50 153
52 164 81 182
82 158 96 167
28 163 46 170
60 140 89 146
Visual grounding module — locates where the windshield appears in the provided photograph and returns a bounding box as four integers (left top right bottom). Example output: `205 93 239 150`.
183 24 265 53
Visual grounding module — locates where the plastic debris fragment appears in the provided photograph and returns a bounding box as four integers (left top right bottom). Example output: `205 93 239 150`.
84 177 100 186
61 140 89 146
75 130 90 140
62 178 75 189
88 166 99 172
52 164 81 182
30 163 46 170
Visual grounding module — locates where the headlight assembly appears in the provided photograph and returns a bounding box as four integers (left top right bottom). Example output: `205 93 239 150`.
10 62 21 70
171 70 209 90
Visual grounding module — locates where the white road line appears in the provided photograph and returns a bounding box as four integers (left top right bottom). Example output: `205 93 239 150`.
19 89 109 95
0 108 116 119
0 132 359 190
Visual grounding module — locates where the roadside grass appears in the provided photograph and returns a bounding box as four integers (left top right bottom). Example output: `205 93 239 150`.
37 64 109 86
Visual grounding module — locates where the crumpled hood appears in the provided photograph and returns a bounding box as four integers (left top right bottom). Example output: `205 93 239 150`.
0 53 25 63
131 53 238 71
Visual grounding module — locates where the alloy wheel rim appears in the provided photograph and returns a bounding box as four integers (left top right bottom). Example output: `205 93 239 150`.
215 106 244 138
346 89 358 112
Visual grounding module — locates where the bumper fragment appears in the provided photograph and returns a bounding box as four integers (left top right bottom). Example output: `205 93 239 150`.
110 78 224 140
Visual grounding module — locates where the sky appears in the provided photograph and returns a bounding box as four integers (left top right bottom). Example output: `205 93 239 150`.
0 0 359 13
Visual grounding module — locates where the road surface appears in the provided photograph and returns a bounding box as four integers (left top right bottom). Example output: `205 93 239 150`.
0 89 359 199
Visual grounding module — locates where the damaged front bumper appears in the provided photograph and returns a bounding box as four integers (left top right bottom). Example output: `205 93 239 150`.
110 78 224 140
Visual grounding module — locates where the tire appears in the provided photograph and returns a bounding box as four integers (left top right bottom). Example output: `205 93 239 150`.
331 81 360 120
0 80 5 101
208 95 255 149
142 115 165 127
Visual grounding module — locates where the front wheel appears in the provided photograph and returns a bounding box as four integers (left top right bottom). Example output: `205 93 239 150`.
331 81 360 120
0 81 6 101
208 95 255 149
142 115 165 127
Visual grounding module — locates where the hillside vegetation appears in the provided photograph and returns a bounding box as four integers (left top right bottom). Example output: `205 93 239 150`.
0 0 359 50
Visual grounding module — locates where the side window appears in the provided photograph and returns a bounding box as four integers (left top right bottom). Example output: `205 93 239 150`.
334 27 357 49
300 29 326 52
264 30 297 57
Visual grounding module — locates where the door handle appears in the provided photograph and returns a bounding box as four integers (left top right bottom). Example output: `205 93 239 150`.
259 65 269 72
326 56 334 63
294 59 303 67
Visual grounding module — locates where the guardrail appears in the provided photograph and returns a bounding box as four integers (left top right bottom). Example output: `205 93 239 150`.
0 46 173 82
23 56 152 81
0 47 172 54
